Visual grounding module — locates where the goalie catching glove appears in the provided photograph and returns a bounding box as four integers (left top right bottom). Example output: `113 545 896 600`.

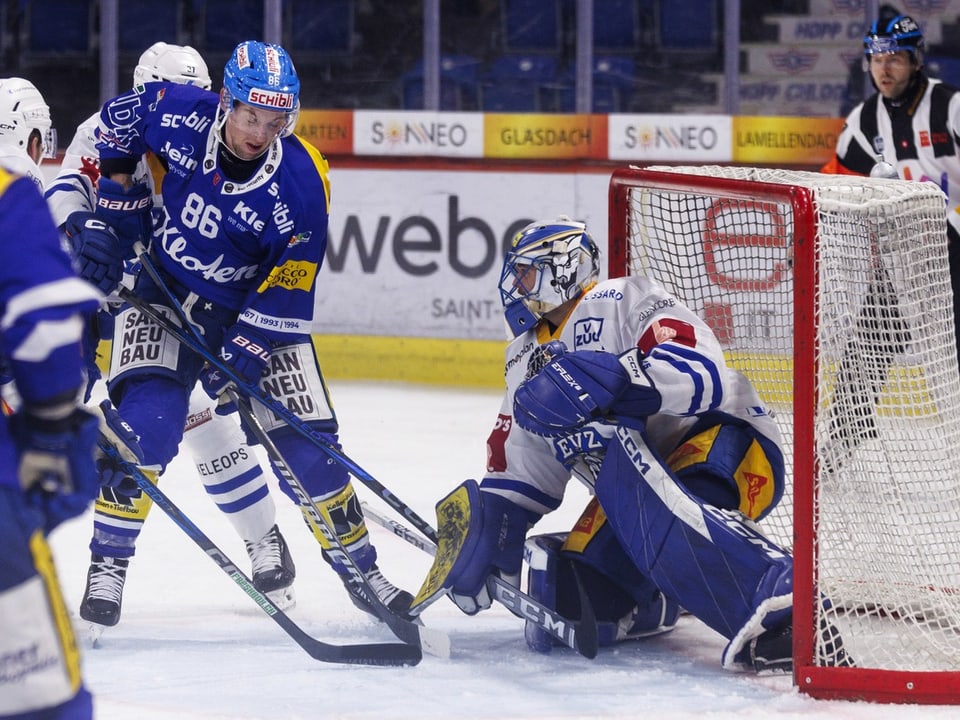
411 479 539 615
513 347 661 437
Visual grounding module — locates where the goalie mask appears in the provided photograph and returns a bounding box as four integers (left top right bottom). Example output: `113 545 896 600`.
134 42 212 90
219 41 300 141
0 77 56 160
499 218 600 337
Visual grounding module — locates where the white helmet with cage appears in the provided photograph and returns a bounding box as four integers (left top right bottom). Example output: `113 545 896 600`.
134 42 212 90
0 77 56 159
499 216 600 337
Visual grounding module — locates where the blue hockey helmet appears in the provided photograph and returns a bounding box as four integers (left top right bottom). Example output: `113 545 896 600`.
499 217 600 337
221 41 300 136
863 13 925 66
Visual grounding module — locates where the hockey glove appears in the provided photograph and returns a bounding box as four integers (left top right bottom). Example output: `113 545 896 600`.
418 479 536 615
525 340 568 380
94 399 145 493
10 402 101 533
201 323 272 401
513 348 661 437
95 178 153 248
65 211 124 295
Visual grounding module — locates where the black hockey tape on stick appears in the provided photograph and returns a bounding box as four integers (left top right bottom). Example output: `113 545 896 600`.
95 439 421 667
360 501 599 659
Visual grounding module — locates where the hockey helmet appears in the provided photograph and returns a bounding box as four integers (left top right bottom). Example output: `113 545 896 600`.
134 42 212 90
221 41 300 137
863 13 925 66
0 77 56 159
499 217 600 337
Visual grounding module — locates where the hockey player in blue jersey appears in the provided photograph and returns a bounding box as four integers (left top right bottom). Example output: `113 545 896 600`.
48 42 299 631
414 218 851 671
0 166 103 718
70 40 413 629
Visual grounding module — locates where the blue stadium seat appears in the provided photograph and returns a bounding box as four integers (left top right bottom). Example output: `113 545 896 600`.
481 54 558 112
927 55 960 87
553 56 635 113
593 0 639 53
22 0 95 57
286 0 354 56
658 0 718 52
119 1 183 53
402 55 481 110
501 0 562 53
193 0 264 52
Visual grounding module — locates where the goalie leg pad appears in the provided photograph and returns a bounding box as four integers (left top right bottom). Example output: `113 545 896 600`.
412 479 534 615
595 425 793 648
561 498 679 641
524 497 681 653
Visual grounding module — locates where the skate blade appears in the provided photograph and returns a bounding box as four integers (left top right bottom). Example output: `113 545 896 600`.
266 586 296 611
86 621 106 648
419 626 451 659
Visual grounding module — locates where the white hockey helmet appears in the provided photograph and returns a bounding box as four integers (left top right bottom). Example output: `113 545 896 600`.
499 216 600 336
0 77 56 159
134 42 212 90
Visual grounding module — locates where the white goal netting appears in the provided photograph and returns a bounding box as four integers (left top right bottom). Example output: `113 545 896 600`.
613 165 960 678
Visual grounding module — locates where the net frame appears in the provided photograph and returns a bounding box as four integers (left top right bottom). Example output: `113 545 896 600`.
608 165 960 704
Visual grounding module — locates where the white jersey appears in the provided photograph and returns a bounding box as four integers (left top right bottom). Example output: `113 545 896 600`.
835 74 960 238
43 110 161 228
483 275 783 517
0 140 44 190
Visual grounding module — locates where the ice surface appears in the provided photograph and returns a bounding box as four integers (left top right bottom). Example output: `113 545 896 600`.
48 382 958 719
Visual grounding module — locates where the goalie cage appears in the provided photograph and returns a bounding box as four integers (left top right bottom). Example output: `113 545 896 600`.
608 165 960 704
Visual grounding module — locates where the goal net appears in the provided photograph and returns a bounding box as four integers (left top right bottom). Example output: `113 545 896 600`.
608 165 960 703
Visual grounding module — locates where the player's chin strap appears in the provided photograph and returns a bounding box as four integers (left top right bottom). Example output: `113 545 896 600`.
123 241 439 549
359 499 600 659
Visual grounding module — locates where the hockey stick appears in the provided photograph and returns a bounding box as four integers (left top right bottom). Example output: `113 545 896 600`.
360 501 599 659
95 440 422 667
227 389 450 659
120 244 438 547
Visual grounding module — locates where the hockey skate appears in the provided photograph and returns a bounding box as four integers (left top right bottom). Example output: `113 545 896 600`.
79 554 129 644
245 524 296 610
735 618 855 674
339 563 415 621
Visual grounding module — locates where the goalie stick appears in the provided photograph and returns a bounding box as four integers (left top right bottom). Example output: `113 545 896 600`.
120 243 438 553
227 389 450 659
359 501 599 659
95 440 422 667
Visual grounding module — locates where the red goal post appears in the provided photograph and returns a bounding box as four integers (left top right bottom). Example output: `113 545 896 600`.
608 165 960 703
